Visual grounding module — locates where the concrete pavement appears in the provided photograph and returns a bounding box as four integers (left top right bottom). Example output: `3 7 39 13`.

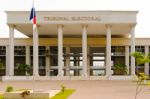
0 80 150 99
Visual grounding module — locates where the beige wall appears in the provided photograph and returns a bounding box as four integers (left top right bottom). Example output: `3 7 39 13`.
6 11 137 24
0 38 149 46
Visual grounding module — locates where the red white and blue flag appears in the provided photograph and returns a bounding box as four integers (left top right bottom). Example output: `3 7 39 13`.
30 7 36 24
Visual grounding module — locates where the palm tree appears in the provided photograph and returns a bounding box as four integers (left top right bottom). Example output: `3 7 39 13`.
131 52 150 99
131 52 150 75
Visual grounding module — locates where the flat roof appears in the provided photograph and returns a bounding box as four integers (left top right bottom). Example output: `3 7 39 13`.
5 10 138 37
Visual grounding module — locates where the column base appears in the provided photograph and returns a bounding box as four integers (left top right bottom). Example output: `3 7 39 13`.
109 75 134 80
2 75 134 81
2 76 49 81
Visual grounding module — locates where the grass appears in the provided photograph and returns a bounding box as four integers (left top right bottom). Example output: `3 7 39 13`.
0 94 4 99
50 89 75 99
15 89 31 91
0 89 75 99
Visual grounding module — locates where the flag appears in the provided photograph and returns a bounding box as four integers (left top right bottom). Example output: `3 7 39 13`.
30 7 36 24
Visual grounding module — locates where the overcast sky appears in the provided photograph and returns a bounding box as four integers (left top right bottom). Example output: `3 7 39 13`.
0 0 149 38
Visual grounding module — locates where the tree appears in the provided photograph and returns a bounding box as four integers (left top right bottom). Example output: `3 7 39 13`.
131 52 150 75
131 52 150 99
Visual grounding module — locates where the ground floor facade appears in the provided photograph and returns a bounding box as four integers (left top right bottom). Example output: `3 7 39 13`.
0 38 150 78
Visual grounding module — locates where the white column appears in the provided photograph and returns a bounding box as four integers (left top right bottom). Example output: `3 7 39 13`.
130 25 135 75
8 25 15 76
66 46 70 76
145 46 149 75
6 45 9 76
46 46 50 76
33 25 39 76
26 46 30 66
82 25 88 77
106 25 112 76
125 46 130 74
58 25 64 76
87 47 90 76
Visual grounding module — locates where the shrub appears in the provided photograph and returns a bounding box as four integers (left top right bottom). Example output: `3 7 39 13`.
134 73 149 99
16 64 31 75
138 73 148 82
61 85 66 93
114 63 127 75
0 61 4 69
5 86 14 92
20 90 30 98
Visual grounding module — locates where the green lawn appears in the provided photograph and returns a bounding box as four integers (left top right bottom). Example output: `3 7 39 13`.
0 94 4 99
0 89 75 99
51 89 75 99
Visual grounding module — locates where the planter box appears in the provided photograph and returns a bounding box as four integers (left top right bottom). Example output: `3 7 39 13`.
114 69 126 75
4 90 60 99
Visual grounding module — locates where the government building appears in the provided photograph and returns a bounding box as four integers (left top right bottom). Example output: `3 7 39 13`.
0 10 149 80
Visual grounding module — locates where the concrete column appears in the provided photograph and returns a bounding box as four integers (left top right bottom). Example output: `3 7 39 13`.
145 46 149 75
6 45 9 76
26 46 30 66
46 46 50 76
82 25 88 77
125 46 130 74
33 25 39 76
130 25 135 75
66 46 70 76
106 25 112 76
57 25 64 76
8 25 15 76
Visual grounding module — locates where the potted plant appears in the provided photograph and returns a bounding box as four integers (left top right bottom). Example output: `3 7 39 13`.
5 86 14 92
16 64 31 76
114 63 127 75
0 62 4 69
0 60 5 76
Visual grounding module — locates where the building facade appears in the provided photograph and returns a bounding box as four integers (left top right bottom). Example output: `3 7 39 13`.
1 10 148 80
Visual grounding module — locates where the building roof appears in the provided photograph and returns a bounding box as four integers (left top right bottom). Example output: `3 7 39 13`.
5 11 138 37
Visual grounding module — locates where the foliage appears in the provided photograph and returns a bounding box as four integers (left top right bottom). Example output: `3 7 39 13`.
138 73 149 81
131 52 150 99
16 64 31 75
114 63 127 75
0 59 4 69
5 86 14 92
131 52 150 76
131 52 150 66
134 73 149 99
51 89 75 99
20 90 30 99
61 85 66 93
0 63 4 69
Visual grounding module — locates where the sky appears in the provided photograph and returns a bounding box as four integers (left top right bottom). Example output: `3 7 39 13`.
0 0 150 38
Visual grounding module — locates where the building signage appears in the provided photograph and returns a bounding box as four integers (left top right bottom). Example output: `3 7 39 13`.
43 16 101 21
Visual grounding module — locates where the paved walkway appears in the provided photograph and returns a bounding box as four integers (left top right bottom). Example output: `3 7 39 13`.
0 80 150 99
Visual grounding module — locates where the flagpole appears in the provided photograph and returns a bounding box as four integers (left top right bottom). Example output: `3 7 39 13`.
32 0 35 92
32 0 34 7
32 0 36 93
